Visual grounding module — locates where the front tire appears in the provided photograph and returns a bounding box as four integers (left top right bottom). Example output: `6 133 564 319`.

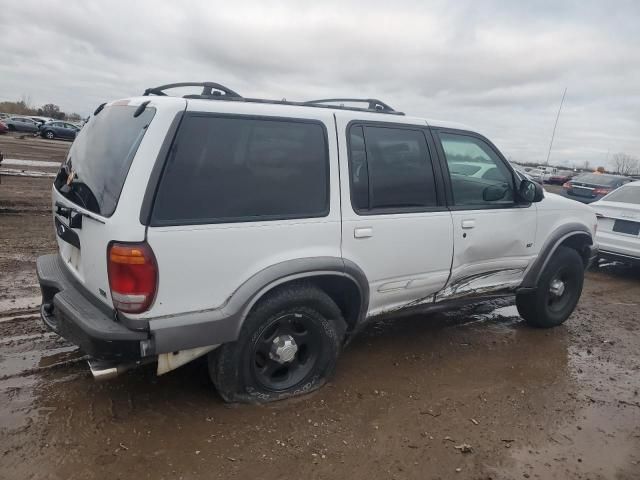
209 284 346 403
45 130 55 139
517 246 584 328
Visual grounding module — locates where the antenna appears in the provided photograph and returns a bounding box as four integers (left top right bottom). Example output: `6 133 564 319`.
545 87 567 166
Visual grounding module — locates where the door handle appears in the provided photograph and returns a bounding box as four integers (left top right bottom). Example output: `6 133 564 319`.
461 219 475 229
354 227 373 238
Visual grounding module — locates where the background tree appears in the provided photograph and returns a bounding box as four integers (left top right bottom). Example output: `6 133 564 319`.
612 152 639 176
39 103 65 120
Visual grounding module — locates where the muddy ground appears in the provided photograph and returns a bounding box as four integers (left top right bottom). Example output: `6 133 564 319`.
1 136 639 480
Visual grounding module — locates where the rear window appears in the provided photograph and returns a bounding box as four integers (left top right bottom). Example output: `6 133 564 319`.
574 174 622 186
603 185 640 204
151 115 329 225
54 105 155 216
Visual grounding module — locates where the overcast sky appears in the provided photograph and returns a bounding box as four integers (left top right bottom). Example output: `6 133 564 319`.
1 0 638 168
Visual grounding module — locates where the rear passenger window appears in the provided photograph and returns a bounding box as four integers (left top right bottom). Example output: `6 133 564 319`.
348 125 438 213
152 115 329 225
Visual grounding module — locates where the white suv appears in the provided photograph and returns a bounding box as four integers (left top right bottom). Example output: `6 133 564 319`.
37 82 597 403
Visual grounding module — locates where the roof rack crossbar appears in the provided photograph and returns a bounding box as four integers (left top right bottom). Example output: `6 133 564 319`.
143 82 242 99
304 98 397 113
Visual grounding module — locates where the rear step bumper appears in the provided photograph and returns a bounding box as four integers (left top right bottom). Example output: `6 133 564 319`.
37 254 149 361
598 249 640 266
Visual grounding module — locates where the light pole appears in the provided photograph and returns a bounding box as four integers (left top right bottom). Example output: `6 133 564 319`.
545 88 567 166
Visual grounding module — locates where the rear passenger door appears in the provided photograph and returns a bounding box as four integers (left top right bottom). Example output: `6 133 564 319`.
337 113 454 316
432 129 537 300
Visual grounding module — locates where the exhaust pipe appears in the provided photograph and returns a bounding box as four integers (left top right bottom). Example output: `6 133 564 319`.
87 357 153 381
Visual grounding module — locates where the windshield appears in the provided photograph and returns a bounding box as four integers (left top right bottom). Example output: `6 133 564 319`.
54 105 155 216
603 184 640 204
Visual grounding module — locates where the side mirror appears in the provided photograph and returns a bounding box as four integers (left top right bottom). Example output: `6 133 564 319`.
483 184 508 202
519 179 544 203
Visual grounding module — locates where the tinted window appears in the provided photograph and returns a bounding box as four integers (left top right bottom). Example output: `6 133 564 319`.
152 115 329 224
348 125 437 212
603 185 640 204
54 105 155 216
439 133 514 206
349 126 369 210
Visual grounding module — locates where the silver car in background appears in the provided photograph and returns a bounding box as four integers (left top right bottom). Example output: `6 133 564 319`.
4 116 39 133
591 180 640 265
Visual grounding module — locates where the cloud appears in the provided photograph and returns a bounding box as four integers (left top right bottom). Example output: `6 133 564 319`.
0 0 638 167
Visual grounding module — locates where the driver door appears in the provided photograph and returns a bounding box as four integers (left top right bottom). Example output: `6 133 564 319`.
433 129 537 300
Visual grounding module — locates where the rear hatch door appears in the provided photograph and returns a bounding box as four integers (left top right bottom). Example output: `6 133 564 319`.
52 101 163 308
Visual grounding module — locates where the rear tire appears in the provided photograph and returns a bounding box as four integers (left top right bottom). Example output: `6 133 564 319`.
209 284 346 403
517 246 584 328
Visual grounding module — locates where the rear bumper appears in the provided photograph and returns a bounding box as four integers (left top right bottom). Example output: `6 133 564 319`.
37 254 148 361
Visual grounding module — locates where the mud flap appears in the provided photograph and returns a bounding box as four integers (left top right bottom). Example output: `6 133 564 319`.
157 345 219 375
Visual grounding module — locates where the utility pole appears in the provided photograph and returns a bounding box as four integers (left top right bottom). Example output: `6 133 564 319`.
545 87 567 166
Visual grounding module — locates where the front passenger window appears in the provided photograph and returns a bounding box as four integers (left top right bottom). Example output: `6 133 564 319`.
439 133 514 207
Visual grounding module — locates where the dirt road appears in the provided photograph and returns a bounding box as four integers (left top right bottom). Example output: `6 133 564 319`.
1 137 639 480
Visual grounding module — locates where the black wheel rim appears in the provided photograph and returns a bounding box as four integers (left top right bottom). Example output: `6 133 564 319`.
250 312 321 392
546 267 574 313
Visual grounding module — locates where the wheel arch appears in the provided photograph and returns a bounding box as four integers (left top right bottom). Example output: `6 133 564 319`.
235 257 369 337
520 223 594 289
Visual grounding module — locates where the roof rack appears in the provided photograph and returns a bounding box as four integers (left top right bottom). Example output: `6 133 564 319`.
143 82 242 99
303 98 397 113
141 82 405 116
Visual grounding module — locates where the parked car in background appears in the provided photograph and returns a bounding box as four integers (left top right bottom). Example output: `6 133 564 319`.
525 168 545 183
512 165 541 184
561 173 632 204
4 116 40 133
39 121 80 140
591 181 640 265
0 113 10 120
546 170 574 185
30 116 54 125
0 121 8 134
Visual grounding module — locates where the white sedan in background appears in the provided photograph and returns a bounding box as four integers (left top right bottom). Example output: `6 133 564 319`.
591 180 640 265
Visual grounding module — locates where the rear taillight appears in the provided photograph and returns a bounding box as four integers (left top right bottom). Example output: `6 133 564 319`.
107 242 157 313
562 181 572 189
593 188 610 196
